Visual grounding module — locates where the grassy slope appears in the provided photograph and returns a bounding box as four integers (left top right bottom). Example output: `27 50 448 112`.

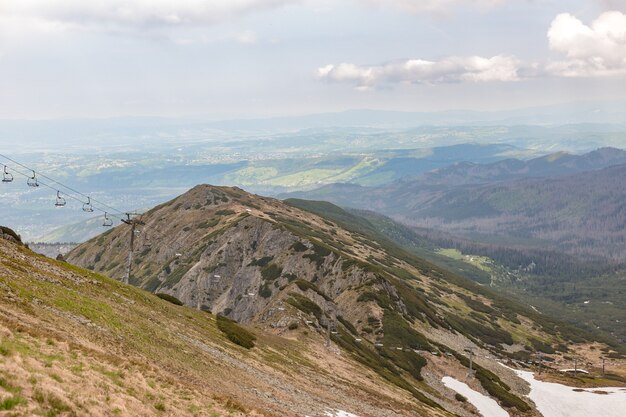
0 237 446 417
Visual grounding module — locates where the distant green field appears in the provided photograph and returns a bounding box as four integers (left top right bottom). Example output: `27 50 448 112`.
436 248 494 273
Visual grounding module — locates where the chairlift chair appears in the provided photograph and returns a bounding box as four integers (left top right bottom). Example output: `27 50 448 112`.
102 212 113 227
55 191 66 207
2 166 13 183
82 197 94 212
27 171 39 187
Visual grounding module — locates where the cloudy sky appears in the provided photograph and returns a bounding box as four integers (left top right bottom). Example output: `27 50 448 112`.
1 0 625 119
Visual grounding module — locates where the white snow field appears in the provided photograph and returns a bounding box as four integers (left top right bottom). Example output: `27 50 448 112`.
514 368 626 417
441 376 510 417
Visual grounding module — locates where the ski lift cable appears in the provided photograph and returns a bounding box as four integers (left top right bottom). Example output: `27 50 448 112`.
1 164 179 251
1 163 125 222
0 153 125 216
2 157 184 253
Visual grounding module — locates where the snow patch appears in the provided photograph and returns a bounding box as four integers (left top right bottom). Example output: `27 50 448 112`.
324 410 360 417
442 376 510 417
513 368 626 417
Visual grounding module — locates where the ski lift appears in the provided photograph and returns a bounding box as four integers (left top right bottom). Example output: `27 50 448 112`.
27 170 39 187
82 197 94 212
54 191 66 207
102 212 113 227
2 166 13 183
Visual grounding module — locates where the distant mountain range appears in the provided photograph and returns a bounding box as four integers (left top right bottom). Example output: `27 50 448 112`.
414 146 626 186
3 100 626 152
283 148 626 260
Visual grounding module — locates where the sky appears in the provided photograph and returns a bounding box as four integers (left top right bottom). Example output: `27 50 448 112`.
0 0 625 120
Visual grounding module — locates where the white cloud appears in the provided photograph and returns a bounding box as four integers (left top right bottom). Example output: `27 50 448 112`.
0 0 298 31
547 11 626 77
364 0 505 15
317 55 521 88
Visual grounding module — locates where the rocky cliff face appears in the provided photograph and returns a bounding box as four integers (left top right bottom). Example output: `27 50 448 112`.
66 184 622 416
68 185 388 331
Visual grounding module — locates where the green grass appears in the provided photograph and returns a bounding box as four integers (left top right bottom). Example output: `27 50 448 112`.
0 395 25 410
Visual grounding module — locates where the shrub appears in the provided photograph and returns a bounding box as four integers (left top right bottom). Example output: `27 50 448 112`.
288 322 299 330
303 243 332 267
459 294 494 314
529 337 556 354
155 293 183 306
294 279 331 300
216 315 256 349
162 263 192 287
341 258 358 271
261 263 282 281
285 293 322 320
290 241 308 252
94 250 104 263
447 314 514 346
356 291 392 310
455 393 467 402
383 312 431 351
198 218 219 229
337 315 358 335
474 367 530 412
283 273 298 282
248 256 274 267
259 283 272 298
